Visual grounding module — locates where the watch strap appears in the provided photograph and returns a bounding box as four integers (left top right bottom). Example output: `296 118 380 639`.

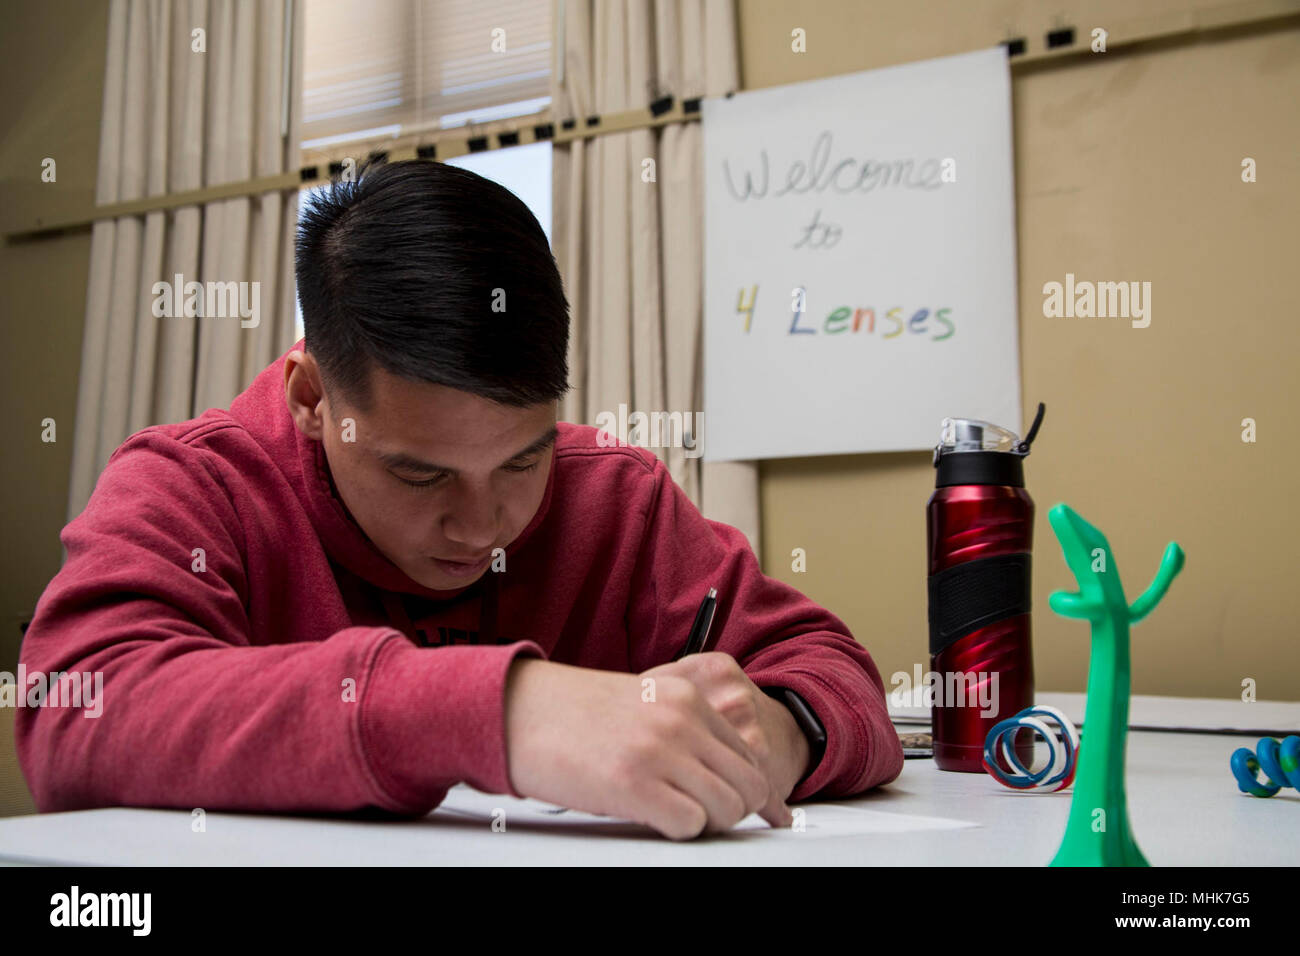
762 686 827 782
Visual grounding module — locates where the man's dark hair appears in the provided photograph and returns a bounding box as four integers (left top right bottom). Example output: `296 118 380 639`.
295 158 569 410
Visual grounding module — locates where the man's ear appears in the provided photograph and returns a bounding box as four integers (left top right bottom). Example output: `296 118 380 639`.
284 349 327 441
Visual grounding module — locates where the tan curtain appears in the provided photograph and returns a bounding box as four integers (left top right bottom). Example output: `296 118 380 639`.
551 0 761 555
67 0 304 521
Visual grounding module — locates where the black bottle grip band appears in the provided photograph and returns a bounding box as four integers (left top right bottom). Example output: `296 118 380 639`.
928 552 1031 655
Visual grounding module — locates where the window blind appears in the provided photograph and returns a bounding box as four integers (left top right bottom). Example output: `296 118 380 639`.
302 0 552 148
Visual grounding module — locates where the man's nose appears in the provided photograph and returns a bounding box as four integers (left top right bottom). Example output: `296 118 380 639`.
441 480 501 548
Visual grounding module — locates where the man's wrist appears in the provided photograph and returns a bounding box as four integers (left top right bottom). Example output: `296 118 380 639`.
762 686 826 786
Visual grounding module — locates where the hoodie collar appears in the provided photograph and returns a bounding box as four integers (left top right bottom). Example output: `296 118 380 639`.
230 341 556 601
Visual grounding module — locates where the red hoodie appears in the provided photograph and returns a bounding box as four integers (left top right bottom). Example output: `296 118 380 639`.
16 344 903 816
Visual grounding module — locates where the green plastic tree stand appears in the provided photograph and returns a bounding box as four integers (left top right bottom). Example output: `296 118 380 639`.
1046 503 1185 867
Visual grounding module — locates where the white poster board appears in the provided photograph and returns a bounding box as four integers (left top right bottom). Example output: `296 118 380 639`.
701 47 1021 462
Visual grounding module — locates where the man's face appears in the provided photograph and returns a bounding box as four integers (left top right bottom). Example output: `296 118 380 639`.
286 350 556 591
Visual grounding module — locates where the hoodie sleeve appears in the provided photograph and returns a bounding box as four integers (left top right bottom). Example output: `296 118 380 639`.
15 433 544 816
624 457 903 802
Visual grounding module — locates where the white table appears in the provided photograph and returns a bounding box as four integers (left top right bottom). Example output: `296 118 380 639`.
0 729 1292 865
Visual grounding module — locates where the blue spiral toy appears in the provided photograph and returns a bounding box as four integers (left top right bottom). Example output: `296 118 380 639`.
982 705 1080 792
1230 735 1300 797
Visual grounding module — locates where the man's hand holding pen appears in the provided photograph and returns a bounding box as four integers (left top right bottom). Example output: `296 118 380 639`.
643 652 807 829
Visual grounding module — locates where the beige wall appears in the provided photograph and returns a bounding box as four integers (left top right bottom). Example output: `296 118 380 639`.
0 0 109 815
738 0 1300 700
0 0 108 668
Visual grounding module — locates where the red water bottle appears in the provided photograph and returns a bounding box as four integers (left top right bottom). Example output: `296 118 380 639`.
927 403 1045 772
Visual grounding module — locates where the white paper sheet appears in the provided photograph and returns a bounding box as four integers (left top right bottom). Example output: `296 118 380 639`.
433 784 978 838
887 690 1300 734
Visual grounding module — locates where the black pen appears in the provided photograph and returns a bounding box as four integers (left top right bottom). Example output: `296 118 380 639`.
675 587 719 660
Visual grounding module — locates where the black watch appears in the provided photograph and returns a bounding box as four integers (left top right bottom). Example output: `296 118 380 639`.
762 686 827 782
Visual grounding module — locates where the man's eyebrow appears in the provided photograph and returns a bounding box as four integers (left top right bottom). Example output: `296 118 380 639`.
377 424 559 475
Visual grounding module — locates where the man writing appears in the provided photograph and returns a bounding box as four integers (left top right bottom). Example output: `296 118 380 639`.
17 160 902 840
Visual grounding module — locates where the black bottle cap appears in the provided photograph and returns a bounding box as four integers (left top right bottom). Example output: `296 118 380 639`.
932 403 1045 488
935 451 1025 488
